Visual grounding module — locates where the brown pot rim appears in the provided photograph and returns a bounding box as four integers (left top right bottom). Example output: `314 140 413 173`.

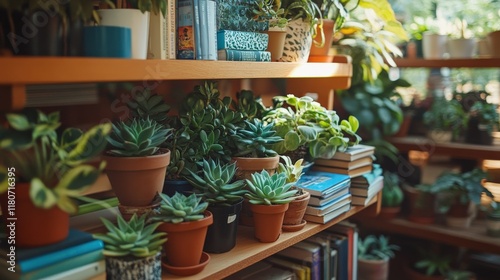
103 148 171 171
231 155 280 170
157 211 213 233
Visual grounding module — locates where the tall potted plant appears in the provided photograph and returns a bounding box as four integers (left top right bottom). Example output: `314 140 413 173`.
245 170 298 242
0 110 111 247
380 171 404 219
357 234 400 280
93 214 167 280
186 159 247 253
151 192 213 276
103 117 172 216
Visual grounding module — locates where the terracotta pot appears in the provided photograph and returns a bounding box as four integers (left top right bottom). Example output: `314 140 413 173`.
379 206 401 220
358 258 389 280
158 211 213 267
250 203 289 243
103 148 170 206
0 183 69 248
232 155 279 181
403 184 436 224
118 195 161 221
282 189 310 229
266 29 287 62
106 251 162 280
308 19 335 60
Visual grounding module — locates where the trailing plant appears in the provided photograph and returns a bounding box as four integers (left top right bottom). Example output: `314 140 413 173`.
93 213 167 258
0 110 111 213
186 159 247 206
357 234 399 260
230 118 283 158
106 117 172 157
245 170 298 205
151 192 208 224
264 94 361 159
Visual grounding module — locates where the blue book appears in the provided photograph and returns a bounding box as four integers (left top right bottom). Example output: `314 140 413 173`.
305 193 352 216
176 0 196 59
193 0 202 59
217 49 271 61
217 30 269 51
298 171 351 197
1 230 103 273
0 249 104 280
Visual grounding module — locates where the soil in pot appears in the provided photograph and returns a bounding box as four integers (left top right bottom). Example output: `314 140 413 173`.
204 199 243 253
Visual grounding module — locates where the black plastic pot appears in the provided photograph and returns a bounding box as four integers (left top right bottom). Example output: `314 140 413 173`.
162 179 194 197
465 118 493 145
204 198 243 253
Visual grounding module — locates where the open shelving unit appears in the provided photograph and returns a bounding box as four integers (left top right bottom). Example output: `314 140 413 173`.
394 57 500 68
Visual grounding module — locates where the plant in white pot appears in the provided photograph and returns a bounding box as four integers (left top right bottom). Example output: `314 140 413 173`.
357 234 400 280
245 170 298 242
93 213 167 280
186 159 248 253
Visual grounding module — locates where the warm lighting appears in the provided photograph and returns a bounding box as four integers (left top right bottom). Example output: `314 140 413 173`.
408 150 429 166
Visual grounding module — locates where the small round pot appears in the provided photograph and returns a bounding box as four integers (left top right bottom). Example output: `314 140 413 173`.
358 258 389 280
250 203 289 243
231 155 280 181
105 251 162 280
282 190 310 230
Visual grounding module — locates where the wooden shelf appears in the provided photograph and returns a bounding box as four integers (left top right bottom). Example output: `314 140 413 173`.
388 136 500 161
356 217 500 254
0 57 352 84
164 196 379 279
394 58 500 68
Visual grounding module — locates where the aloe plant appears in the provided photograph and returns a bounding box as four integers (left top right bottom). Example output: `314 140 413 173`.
0 110 111 213
186 159 247 205
245 170 298 205
230 119 283 158
151 192 208 223
107 117 172 157
93 214 167 258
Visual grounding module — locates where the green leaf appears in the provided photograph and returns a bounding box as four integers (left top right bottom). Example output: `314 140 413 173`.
30 178 57 209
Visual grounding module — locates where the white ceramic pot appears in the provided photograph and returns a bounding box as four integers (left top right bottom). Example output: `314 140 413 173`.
447 38 476 58
280 18 312 63
98 9 150 59
427 130 452 143
477 38 491 57
422 32 448 59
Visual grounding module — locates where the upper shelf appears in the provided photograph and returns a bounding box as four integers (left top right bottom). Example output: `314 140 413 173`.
0 56 352 84
393 58 500 68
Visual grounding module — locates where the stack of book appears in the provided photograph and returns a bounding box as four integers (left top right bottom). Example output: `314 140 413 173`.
350 164 384 206
0 229 105 280
217 30 271 61
312 144 375 178
298 171 352 224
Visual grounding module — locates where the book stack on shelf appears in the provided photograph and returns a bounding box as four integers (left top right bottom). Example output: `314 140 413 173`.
312 144 375 178
0 229 105 280
298 171 352 224
350 164 384 206
217 30 271 61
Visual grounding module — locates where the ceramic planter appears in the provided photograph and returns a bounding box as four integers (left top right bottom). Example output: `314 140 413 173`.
158 211 213 268
232 155 280 181
422 32 447 59
103 148 171 207
427 130 452 143
204 199 243 253
97 9 150 59
105 251 162 280
308 19 335 62
0 183 69 247
358 258 389 280
280 18 313 62
266 28 287 62
447 38 476 58
282 190 310 232
250 203 289 243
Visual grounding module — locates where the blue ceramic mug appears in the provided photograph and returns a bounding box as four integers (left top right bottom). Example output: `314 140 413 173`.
83 26 131 58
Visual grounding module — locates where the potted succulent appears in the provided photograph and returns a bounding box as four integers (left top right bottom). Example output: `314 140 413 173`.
103 116 172 215
403 183 437 225
486 201 500 237
357 234 400 280
380 171 404 219
264 94 361 161
186 159 247 253
92 213 167 280
423 98 468 143
245 169 298 242
465 101 499 145
278 155 310 232
0 110 111 247
151 192 213 275
424 168 492 228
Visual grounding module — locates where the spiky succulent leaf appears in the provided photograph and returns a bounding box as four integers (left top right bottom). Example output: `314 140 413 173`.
151 193 208 223
231 119 283 158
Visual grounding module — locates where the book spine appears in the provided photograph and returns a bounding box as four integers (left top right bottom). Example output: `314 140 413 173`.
206 0 217 60
216 30 269 51
19 240 103 272
147 12 167 59
167 0 177 59
176 0 195 59
196 0 205 59
218 49 271 62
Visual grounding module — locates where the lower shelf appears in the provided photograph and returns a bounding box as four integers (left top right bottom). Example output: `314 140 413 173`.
355 217 500 254
165 196 379 279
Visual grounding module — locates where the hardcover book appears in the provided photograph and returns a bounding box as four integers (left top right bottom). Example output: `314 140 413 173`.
297 171 351 197
177 0 196 59
311 164 373 178
351 164 383 187
308 187 350 207
305 193 352 216
350 175 384 196
217 30 269 51
276 241 322 280
327 144 375 162
265 256 310 280
328 222 359 280
147 11 167 59
218 49 271 61
303 202 351 224
351 175 384 206
314 156 373 170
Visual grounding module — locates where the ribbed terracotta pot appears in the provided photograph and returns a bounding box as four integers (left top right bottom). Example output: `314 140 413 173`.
103 148 170 207
358 258 389 280
282 189 310 231
0 182 69 248
106 251 162 280
158 211 213 267
250 203 289 243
